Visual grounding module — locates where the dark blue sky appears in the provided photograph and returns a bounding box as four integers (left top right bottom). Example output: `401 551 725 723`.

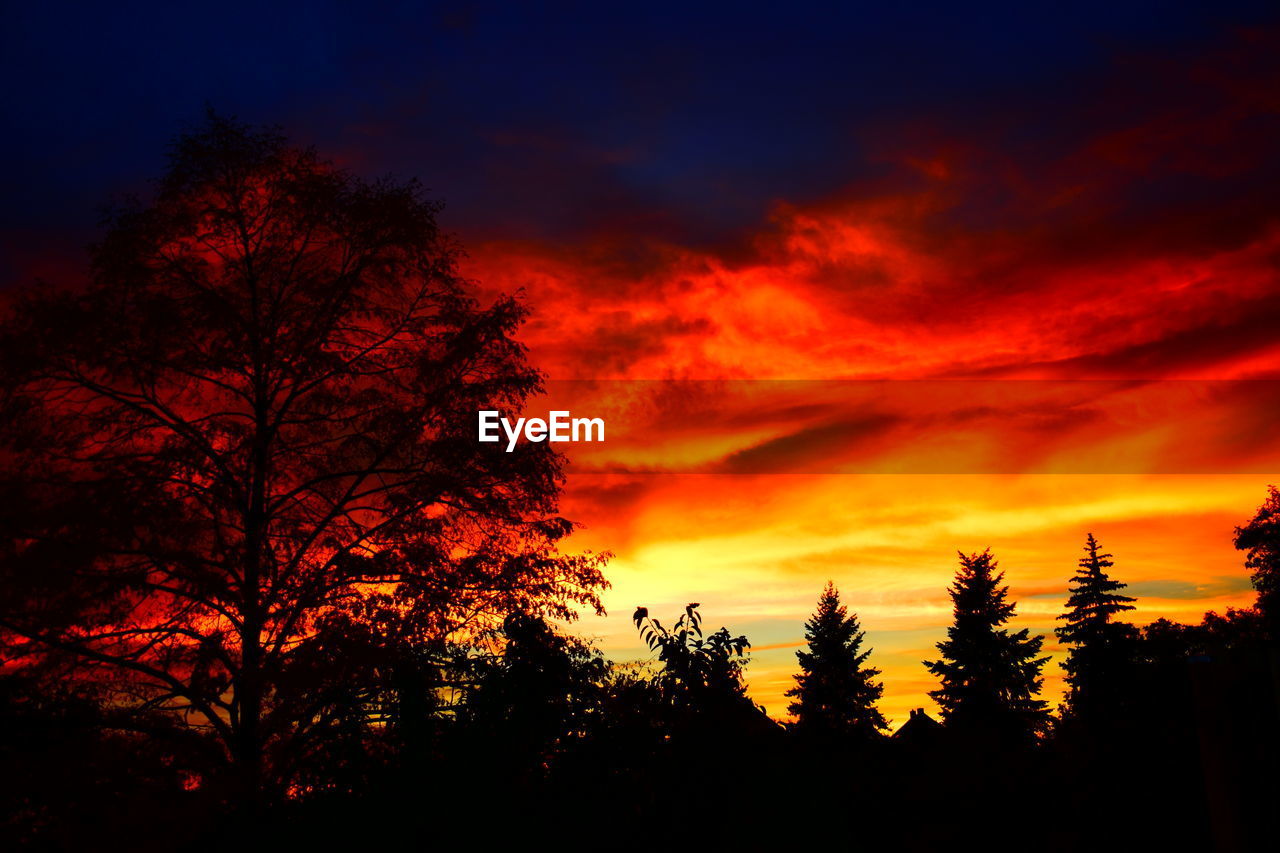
3 1 1278 282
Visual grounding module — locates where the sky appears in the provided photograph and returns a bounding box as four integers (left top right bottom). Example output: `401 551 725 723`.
3 1 1280 724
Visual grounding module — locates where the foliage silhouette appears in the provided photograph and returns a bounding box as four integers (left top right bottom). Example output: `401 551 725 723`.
1055 533 1138 721
460 611 608 774
1234 484 1280 639
924 549 1051 742
0 113 607 807
632 602 751 711
0 670 214 851
786 581 888 737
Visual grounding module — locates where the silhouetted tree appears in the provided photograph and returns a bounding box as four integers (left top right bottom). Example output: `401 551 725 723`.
1056 533 1138 720
632 603 752 715
0 670 213 850
461 612 608 771
786 581 887 737
924 549 1050 741
624 603 779 838
1140 608 1269 661
0 113 608 807
1233 484 1280 639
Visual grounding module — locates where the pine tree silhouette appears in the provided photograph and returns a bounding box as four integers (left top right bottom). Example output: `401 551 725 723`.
1055 533 1137 720
924 549 1050 741
786 582 888 736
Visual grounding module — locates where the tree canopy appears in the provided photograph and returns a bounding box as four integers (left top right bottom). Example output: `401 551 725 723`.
632 603 754 716
0 114 608 803
1234 484 1280 639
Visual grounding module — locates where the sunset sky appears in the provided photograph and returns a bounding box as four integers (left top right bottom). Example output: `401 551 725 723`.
4 2 1280 725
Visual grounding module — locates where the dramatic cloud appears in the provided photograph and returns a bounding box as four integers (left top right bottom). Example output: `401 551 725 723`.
461 28 1280 720
4 12 1277 723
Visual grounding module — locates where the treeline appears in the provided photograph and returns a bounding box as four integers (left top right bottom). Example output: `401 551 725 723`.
4 503 1279 850
2 116 1277 851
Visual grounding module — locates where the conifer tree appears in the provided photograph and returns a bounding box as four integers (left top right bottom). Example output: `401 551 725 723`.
786 582 887 736
1055 533 1137 719
924 550 1050 740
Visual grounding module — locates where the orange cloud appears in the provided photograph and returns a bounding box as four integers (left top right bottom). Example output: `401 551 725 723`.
454 38 1280 723
464 194 1280 383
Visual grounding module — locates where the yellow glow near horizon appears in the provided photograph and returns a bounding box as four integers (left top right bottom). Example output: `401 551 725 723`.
561 474 1268 727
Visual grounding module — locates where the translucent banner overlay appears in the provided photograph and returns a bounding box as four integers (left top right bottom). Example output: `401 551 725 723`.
497 380 1280 474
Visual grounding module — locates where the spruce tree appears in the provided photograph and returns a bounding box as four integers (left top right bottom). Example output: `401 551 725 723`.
1055 533 1137 719
786 582 888 736
924 549 1050 740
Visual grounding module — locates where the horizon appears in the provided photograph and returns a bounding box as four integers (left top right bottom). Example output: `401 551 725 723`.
4 0 1279 730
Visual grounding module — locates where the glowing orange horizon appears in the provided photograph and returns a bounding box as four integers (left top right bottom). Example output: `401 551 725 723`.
457 130 1280 725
